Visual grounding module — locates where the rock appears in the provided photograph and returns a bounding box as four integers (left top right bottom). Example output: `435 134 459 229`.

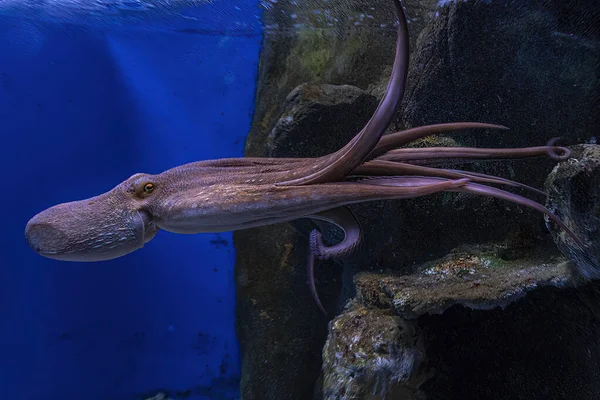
240 0 600 282
418 280 600 400
235 223 338 400
246 0 438 157
323 245 600 400
402 0 600 142
234 83 375 400
251 1 600 282
387 0 600 249
322 304 430 400
354 243 584 319
266 83 378 158
235 0 600 398
545 144 600 279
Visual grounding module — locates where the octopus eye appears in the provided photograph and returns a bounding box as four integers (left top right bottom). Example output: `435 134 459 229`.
143 183 154 194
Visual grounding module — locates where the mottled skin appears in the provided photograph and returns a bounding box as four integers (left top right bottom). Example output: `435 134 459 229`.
25 0 583 313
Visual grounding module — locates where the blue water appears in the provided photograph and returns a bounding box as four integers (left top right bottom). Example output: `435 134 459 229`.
0 1 263 399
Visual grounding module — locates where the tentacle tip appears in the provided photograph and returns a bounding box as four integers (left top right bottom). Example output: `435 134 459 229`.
545 137 572 161
311 289 327 315
483 123 510 130
548 146 572 161
307 244 328 315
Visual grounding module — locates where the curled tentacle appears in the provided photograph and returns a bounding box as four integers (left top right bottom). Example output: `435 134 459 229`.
309 213 362 260
545 137 571 161
305 207 362 315
304 178 471 314
306 251 325 314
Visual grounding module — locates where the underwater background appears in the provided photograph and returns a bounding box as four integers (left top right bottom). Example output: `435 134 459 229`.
1 0 263 399
2 0 600 399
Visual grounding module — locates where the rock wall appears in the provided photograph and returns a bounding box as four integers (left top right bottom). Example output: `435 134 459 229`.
234 0 600 398
545 144 600 278
323 245 596 399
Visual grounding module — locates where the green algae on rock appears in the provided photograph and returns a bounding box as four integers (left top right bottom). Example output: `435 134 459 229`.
320 244 593 399
355 244 585 319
